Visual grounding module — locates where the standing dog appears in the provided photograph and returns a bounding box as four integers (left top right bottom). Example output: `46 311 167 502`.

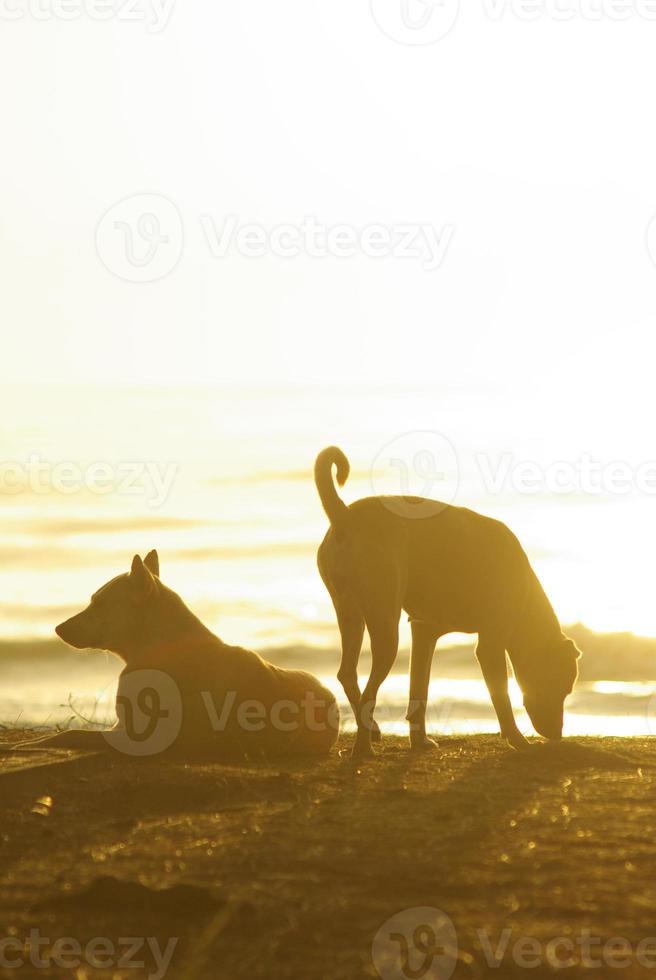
315 446 580 758
17 551 338 760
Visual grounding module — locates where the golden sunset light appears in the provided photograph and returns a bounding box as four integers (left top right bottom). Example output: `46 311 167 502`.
2 4 656 978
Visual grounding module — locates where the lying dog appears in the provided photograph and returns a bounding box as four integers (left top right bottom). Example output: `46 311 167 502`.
16 551 338 760
315 446 580 758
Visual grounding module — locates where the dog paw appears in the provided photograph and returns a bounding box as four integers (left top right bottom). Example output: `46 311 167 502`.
350 740 377 761
409 736 439 753
504 733 531 751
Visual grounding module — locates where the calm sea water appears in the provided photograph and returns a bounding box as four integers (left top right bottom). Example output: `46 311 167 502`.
2 383 656 735
3 658 656 739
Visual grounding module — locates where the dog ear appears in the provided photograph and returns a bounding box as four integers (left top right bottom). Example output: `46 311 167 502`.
143 550 160 577
129 554 156 602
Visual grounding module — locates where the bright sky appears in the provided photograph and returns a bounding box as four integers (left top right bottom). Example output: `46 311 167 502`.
2 2 656 644
1 2 655 394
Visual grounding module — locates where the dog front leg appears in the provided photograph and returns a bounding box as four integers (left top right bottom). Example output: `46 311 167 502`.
407 621 439 751
476 640 529 750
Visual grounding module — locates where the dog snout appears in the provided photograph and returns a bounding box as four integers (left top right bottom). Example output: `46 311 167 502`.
55 619 72 642
55 614 91 649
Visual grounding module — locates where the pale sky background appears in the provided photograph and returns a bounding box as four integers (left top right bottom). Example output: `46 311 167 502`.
1 2 655 393
2 2 656 644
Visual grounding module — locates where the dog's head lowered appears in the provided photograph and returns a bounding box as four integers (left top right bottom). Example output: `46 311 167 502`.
55 550 161 661
512 635 581 740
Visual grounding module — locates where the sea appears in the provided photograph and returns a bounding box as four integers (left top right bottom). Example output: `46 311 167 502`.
2 382 656 738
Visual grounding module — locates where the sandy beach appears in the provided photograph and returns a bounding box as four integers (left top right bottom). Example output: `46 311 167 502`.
3 2 656 976
2 733 655 979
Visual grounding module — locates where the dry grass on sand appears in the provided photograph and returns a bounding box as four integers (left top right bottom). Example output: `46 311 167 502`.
1 733 656 978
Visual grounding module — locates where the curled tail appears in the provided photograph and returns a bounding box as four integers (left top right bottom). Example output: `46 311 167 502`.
314 446 349 526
